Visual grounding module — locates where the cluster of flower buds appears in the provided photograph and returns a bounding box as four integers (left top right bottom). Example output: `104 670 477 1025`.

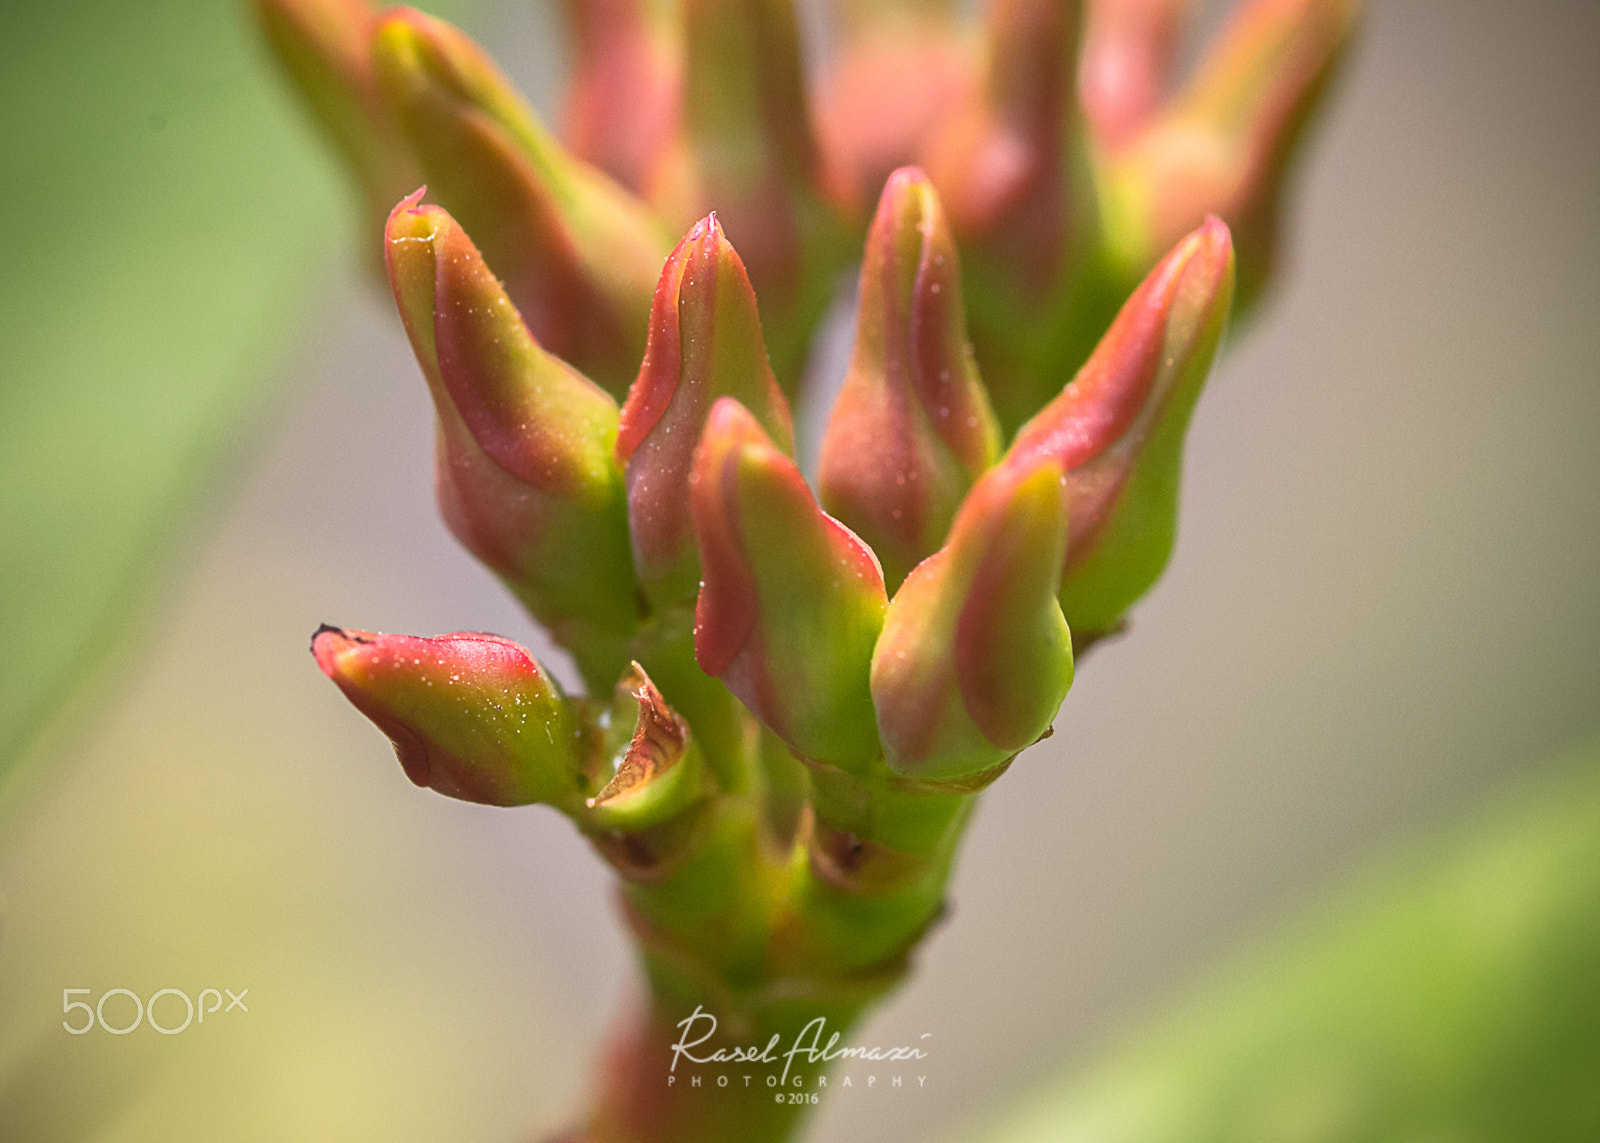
264 0 1339 1130
257 0 1350 411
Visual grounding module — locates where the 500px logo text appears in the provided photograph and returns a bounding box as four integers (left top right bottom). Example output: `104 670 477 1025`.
61 987 249 1035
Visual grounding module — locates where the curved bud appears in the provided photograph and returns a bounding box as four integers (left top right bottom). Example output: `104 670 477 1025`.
815 0 973 206
618 215 794 605
253 0 419 269
385 195 638 676
1099 0 1356 302
1079 0 1191 151
646 0 853 387
584 663 709 831
693 399 886 769
871 457 1073 782
371 8 671 397
311 626 582 807
819 168 1000 590
559 0 684 193
1009 216 1235 635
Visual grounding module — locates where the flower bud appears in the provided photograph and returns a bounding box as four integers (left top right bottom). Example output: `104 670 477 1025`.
920 0 1077 261
918 0 1085 429
617 215 794 605
693 399 886 769
819 168 1000 590
1097 0 1355 303
370 7 672 397
584 663 710 831
1008 215 1234 635
252 0 419 268
646 0 852 387
815 6 972 208
871 457 1073 782
558 0 684 193
1078 0 1190 150
311 626 582 807
385 194 639 678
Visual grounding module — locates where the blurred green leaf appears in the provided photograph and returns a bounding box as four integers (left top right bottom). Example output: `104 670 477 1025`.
948 735 1600 1142
0 0 471 785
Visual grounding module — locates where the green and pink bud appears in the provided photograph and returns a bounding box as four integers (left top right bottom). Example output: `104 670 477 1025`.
818 168 1000 590
370 7 671 397
814 0 973 206
646 0 852 387
617 215 794 606
1096 0 1355 302
252 0 419 268
558 0 684 194
385 194 638 675
1008 215 1235 636
870 456 1074 783
1078 0 1190 150
311 627 583 807
692 399 886 770
920 0 1078 269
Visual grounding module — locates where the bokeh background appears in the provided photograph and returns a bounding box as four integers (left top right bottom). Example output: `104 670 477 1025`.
1 1 1597 1140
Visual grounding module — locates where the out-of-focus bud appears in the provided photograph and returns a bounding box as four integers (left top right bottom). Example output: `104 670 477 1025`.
617 215 794 606
815 0 973 205
1078 0 1191 150
919 0 1085 430
692 399 886 770
370 8 672 397
253 0 418 268
1008 216 1234 636
385 194 639 682
584 663 710 831
818 168 1000 590
1097 0 1355 304
558 0 684 194
921 0 1077 263
870 457 1073 783
312 626 583 807
646 0 853 389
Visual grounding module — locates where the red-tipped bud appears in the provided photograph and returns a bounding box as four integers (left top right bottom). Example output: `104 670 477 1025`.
558 0 684 193
870 457 1074 782
584 663 710 831
645 0 852 386
312 627 582 807
1098 0 1356 300
384 196 638 673
692 399 887 769
1078 0 1191 150
819 168 1000 589
617 216 794 605
1009 216 1235 634
253 0 419 267
370 8 671 397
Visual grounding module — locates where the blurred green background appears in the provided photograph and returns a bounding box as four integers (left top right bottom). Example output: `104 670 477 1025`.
1 1 1597 1140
